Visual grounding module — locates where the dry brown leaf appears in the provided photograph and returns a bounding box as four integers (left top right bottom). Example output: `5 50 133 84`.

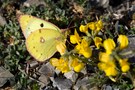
73 3 84 14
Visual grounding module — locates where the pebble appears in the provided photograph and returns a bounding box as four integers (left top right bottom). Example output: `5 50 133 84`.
73 76 90 90
120 36 135 59
38 74 50 88
38 62 55 77
23 0 46 7
0 66 15 87
89 0 109 8
102 85 112 90
64 71 78 82
50 77 72 90
29 60 38 68
0 14 7 26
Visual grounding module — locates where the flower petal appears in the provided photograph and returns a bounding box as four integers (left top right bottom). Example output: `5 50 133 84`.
118 35 128 50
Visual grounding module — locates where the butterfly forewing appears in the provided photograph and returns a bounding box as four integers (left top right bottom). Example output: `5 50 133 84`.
19 15 60 38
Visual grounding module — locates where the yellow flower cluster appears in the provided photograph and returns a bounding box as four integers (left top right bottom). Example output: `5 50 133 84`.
98 52 118 76
75 39 92 58
88 20 103 31
53 20 103 73
98 35 129 77
50 58 70 73
79 20 103 49
79 20 103 33
50 57 84 73
51 19 131 82
70 30 92 58
70 58 85 72
56 20 103 74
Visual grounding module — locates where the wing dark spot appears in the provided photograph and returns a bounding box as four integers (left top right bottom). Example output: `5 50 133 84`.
40 23 44 27
33 46 35 48
36 50 38 52
39 29 42 33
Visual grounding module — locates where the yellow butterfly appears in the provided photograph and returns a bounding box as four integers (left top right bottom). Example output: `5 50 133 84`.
18 15 66 62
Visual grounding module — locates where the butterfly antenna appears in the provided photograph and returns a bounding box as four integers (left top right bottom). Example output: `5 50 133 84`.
62 15 77 32
67 17 74 28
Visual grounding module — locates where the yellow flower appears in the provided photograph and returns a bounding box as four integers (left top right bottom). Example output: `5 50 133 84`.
103 38 116 54
119 59 130 72
87 22 96 31
76 39 92 58
79 25 88 33
71 58 84 72
57 58 70 73
50 58 70 73
95 20 103 31
74 63 84 72
99 52 111 63
70 30 81 44
87 20 103 31
98 62 107 70
56 42 66 55
80 47 92 58
50 58 59 66
117 35 128 50
94 37 102 49
98 61 117 76
71 58 79 67
105 66 117 76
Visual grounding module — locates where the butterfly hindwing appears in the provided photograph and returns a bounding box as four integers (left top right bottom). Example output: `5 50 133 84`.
26 28 63 62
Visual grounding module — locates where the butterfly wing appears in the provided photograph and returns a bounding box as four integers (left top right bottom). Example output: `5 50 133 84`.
18 15 60 38
26 28 63 62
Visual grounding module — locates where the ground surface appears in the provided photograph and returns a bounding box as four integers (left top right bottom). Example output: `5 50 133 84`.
0 0 135 90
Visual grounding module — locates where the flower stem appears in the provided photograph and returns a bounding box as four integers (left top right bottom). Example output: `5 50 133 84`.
120 50 135 56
